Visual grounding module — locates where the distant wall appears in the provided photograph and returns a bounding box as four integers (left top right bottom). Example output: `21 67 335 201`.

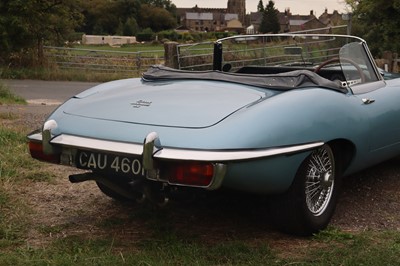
82 35 137 46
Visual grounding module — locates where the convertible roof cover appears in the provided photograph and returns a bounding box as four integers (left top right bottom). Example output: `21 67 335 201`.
142 65 346 93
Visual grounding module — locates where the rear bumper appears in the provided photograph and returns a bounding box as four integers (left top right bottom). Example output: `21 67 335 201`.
27 120 324 191
28 132 324 162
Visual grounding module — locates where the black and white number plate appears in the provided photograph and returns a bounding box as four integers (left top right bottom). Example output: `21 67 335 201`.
76 150 145 177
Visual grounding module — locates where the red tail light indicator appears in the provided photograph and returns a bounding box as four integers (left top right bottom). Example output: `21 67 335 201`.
28 141 60 164
168 162 214 187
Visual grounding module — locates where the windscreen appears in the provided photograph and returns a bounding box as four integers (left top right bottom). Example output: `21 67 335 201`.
177 34 380 89
339 41 380 87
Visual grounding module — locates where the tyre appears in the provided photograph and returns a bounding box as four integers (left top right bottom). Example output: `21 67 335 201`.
270 144 342 236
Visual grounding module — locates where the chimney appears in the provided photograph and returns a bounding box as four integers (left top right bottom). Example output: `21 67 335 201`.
310 10 314 16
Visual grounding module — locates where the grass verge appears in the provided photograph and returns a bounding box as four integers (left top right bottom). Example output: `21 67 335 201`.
0 83 26 105
0 228 399 265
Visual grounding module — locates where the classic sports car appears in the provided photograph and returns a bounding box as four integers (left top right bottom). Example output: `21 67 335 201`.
28 34 400 235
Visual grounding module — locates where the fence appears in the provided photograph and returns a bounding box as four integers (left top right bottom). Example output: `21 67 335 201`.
44 46 164 77
176 42 214 70
44 27 399 76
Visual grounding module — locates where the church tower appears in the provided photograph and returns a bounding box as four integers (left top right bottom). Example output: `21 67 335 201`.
227 0 246 25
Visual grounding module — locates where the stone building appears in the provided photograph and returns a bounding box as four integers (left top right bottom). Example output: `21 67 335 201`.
249 9 344 34
227 0 246 26
319 9 345 26
176 1 344 34
176 0 246 32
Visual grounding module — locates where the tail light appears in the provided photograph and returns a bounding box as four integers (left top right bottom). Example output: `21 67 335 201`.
28 141 60 164
166 162 214 187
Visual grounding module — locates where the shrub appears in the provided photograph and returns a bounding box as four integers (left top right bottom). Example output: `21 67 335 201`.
137 28 155 42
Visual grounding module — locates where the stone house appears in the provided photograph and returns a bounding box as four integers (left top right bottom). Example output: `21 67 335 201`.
249 9 343 34
176 0 245 32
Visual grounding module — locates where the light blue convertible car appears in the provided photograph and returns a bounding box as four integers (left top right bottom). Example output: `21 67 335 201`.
28 34 400 235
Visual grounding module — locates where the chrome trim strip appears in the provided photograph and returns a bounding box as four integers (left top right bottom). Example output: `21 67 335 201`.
27 132 43 142
39 133 323 161
50 134 144 155
153 142 324 161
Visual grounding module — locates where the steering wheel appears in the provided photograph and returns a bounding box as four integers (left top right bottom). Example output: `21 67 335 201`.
314 57 366 84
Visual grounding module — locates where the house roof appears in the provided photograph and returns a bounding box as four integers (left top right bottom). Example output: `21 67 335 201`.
290 19 309 26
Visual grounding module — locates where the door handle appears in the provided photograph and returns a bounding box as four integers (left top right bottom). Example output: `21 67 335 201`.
362 98 375 104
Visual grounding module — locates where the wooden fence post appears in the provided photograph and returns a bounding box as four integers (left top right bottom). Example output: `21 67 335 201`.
393 53 399 73
164 42 179 69
383 51 393 72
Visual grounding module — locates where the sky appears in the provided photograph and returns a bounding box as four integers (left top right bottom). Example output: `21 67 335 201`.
171 0 349 17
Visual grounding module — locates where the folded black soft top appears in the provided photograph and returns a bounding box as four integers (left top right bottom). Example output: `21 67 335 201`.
142 65 346 93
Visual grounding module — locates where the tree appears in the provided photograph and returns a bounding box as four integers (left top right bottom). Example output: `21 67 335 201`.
141 0 176 11
259 0 280 33
79 0 121 35
140 0 177 24
117 0 142 22
123 18 139 36
138 4 177 32
78 0 177 35
346 0 400 56
257 0 264 12
0 0 83 65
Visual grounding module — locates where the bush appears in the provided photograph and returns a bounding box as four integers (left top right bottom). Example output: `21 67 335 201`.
136 28 155 42
157 30 179 42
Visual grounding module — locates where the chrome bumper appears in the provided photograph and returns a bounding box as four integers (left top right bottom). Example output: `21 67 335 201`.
27 120 324 191
28 132 324 162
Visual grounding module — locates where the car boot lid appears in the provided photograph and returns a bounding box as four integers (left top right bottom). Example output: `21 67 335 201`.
64 79 266 128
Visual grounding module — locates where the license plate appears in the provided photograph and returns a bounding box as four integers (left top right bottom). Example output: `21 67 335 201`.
76 150 145 177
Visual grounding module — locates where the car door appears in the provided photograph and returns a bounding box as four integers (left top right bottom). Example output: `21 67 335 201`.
353 80 400 158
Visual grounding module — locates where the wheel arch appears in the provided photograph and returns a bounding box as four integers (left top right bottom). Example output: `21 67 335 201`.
326 138 356 175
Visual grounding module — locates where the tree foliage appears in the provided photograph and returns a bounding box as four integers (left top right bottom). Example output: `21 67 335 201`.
141 0 176 12
0 0 179 66
346 0 400 56
138 4 177 32
77 0 176 35
0 0 83 64
257 0 264 12
259 0 280 33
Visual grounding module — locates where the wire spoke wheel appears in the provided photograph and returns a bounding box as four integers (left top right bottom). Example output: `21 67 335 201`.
304 146 335 216
269 144 341 235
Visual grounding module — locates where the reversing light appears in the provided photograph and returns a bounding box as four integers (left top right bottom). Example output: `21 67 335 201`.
28 141 60 164
167 162 214 187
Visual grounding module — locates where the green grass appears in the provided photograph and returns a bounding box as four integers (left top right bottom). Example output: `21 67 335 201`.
307 229 400 265
0 229 400 265
0 123 56 250
0 83 26 105
0 127 43 180
73 43 164 54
